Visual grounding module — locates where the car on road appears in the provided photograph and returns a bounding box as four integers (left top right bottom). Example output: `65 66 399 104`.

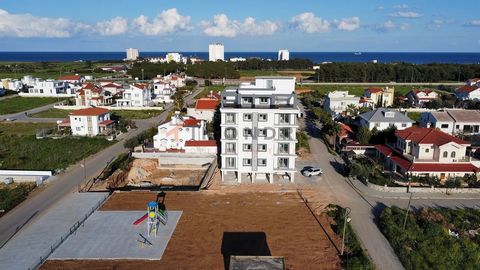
301 166 323 177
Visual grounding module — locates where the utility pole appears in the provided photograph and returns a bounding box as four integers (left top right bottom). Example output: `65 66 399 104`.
341 207 351 256
141 68 145 81
403 193 413 231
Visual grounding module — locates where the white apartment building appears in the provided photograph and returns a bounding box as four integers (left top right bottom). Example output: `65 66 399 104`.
323 91 360 115
209 43 224 61
126 48 139 61
153 112 208 151
27 79 75 96
220 77 300 183
60 107 115 136
278 49 290 61
116 83 153 107
152 82 176 103
420 109 480 135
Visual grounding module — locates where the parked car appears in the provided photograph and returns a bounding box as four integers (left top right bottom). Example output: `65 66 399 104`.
301 166 323 177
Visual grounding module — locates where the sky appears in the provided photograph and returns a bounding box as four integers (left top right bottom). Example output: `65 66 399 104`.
0 0 479 52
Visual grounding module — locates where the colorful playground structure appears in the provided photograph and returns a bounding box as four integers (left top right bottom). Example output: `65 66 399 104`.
133 201 168 237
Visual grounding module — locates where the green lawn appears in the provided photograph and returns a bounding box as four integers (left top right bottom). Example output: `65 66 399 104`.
195 85 225 99
407 112 422 123
111 110 163 120
0 122 56 136
31 108 72 118
0 97 62 115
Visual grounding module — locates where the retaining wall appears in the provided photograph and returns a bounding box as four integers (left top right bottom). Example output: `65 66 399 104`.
366 181 480 194
54 105 163 111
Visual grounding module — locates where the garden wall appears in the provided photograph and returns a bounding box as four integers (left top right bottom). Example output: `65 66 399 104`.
367 181 480 194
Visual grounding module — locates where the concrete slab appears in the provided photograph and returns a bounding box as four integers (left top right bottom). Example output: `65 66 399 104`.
0 192 109 270
50 210 182 260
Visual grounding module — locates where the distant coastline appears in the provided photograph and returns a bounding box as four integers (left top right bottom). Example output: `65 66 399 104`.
0 51 479 64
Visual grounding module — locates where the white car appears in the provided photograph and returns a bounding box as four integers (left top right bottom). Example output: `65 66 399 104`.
301 167 323 177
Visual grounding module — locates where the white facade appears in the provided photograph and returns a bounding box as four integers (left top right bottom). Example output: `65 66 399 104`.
152 82 176 103
27 79 75 97
166 53 182 63
1 79 23 91
116 84 153 107
278 49 290 61
420 110 480 135
153 113 208 151
230 57 246 62
359 109 414 131
209 43 224 61
220 77 299 183
67 108 114 136
455 79 480 100
126 48 139 61
323 91 360 114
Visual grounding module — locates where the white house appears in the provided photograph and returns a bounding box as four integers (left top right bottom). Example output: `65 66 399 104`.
220 76 300 183
184 140 217 154
58 74 85 86
406 89 439 107
209 43 224 61
153 112 208 151
359 108 414 131
26 79 75 97
187 98 220 122
116 83 153 107
59 107 115 136
101 82 124 96
166 53 182 63
363 87 395 107
152 82 176 104
323 91 360 115
1 79 23 91
75 83 113 106
455 78 480 100
420 109 480 135
375 126 478 180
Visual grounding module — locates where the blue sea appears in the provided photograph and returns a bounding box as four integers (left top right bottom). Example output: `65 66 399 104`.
0 51 479 64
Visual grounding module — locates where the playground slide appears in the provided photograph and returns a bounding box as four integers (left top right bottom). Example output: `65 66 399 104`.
133 213 148 225
157 210 168 225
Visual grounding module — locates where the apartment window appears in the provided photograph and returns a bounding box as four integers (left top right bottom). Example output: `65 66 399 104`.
451 152 456 158
225 157 236 168
279 128 290 139
135 94 139 97
278 158 289 169
225 113 236 124
243 159 252 166
375 123 380 127
225 143 236 153
259 97 269 103
456 125 460 129
225 128 237 139
242 97 252 104
443 151 448 158
258 159 267 167
244 128 252 137
279 143 289 154
243 114 252 121
76 127 81 131
441 124 449 128
258 129 267 137
259 114 268 121
279 114 290 124
425 148 429 153
401 123 407 127
258 144 267 152
243 144 252 151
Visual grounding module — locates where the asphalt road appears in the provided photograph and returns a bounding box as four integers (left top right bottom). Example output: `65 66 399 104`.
0 87 202 248
0 102 60 122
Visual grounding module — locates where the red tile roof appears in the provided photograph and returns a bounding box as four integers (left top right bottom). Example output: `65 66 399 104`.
409 163 479 172
70 107 109 116
395 126 468 146
367 87 383 94
58 75 82 81
57 119 71 127
456 85 480 93
414 89 434 95
133 83 149 90
375 144 393 157
195 98 220 110
183 118 201 127
390 155 412 171
339 123 354 137
185 140 217 147
98 120 115 126
103 83 122 89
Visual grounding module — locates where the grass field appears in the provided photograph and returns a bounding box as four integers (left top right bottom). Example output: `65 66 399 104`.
0 96 62 115
0 183 36 216
31 108 72 118
194 85 226 99
0 122 114 170
111 110 163 119
303 85 424 97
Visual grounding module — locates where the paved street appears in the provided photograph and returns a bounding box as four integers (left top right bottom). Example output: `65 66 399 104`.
0 87 202 248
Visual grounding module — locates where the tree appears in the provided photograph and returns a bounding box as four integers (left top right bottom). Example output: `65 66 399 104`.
357 126 372 144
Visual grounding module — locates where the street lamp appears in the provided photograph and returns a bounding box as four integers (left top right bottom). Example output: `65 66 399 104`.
341 207 352 256
141 68 145 81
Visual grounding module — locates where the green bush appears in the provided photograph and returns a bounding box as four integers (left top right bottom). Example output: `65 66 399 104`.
124 127 157 149
0 183 36 214
296 131 310 152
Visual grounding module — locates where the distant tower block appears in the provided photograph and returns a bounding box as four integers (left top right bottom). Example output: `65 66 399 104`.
209 43 224 61
126 48 139 61
278 49 289 61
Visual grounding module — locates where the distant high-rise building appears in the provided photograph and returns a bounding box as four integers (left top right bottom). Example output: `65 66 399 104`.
166 52 182 63
126 48 139 61
278 49 289 61
209 43 224 62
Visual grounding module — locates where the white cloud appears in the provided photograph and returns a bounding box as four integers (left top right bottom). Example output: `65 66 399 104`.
393 4 409 9
465 20 480 27
390 11 423 18
333 17 360 31
290 12 330 33
429 18 455 30
132 8 192 36
374 20 397 32
95 17 128 36
200 14 279 37
0 9 86 38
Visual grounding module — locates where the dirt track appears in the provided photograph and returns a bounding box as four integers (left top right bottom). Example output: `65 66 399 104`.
41 191 341 270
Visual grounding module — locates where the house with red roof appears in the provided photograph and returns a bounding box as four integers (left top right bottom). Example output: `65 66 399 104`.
455 79 480 100
75 83 113 106
363 87 395 107
187 97 220 122
101 82 124 96
406 89 439 107
58 107 115 136
375 126 479 180
152 112 209 151
116 83 153 107
58 74 85 85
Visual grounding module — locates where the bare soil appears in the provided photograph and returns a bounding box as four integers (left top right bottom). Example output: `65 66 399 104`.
41 191 342 270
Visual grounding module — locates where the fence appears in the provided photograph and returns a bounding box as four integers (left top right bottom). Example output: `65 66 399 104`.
199 158 218 190
28 193 109 270
54 105 164 111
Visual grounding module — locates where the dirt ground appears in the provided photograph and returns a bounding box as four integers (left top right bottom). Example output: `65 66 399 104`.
41 191 342 270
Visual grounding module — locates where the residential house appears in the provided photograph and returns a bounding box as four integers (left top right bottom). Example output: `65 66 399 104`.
420 109 480 135
220 76 300 183
187 97 220 122
153 112 208 151
101 82 124 96
75 83 113 106
359 108 414 131
116 83 153 107
58 74 85 85
152 82 176 103
455 78 480 100
406 89 439 107
58 107 115 136
363 87 395 107
323 91 360 115
375 126 478 180
27 79 75 97
1 79 23 91
184 140 217 154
